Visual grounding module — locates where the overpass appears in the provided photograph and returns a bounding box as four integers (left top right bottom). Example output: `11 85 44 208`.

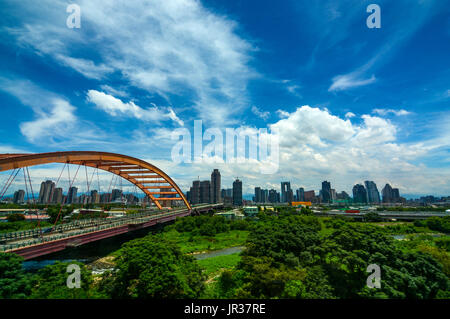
0 203 223 260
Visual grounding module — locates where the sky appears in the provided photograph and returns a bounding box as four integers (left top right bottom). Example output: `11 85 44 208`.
0 0 449 198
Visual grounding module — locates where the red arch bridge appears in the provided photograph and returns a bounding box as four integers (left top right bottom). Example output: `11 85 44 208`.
0 151 222 260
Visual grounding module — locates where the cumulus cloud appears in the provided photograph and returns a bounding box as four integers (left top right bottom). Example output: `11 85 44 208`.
276 109 290 118
86 90 184 126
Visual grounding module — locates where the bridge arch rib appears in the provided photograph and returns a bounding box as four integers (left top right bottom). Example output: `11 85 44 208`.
0 151 191 210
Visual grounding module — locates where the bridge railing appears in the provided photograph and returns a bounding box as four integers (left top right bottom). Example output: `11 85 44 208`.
0 208 190 252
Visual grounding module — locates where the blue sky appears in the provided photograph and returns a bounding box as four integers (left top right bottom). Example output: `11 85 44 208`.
0 0 449 197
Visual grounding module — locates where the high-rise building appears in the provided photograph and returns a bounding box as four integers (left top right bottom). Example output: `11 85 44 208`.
304 190 315 202
364 181 380 204
91 190 100 204
352 184 367 204
210 169 221 203
296 188 305 201
200 180 211 203
38 180 55 204
382 184 401 203
392 188 400 202
262 189 268 203
286 189 294 203
254 187 262 203
67 186 78 204
52 187 63 204
321 181 331 203
281 182 291 203
13 190 25 204
382 184 393 203
232 179 243 206
111 189 122 202
190 180 200 204
330 189 337 202
268 189 278 203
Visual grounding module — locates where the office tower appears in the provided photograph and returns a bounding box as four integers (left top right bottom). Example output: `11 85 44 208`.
296 188 305 202
330 189 337 202
67 186 78 204
262 189 268 203
304 190 315 202
200 180 211 203
382 184 393 203
52 187 63 204
280 181 291 203
38 180 55 204
364 181 380 204
268 189 277 203
111 189 122 202
210 169 221 203
392 188 400 202
186 190 191 202
352 184 367 204
190 181 200 204
232 179 243 206
13 190 25 204
337 191 350 200
91 190 100 204
100 193 110 203
254 187 262 203
321 181 331 203
286 189 294 203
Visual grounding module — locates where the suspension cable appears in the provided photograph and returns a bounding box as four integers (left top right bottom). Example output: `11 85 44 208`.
0 169 20 201
52 164 80 231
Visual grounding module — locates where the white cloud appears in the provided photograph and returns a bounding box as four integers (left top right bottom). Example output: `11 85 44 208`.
329 73 376 92
86 90 184 126
0 78 107 147
276 109 290 118
7 0 255 126
345 112 355 118
55 54 113 80
251 106 270 120
372 108 412 116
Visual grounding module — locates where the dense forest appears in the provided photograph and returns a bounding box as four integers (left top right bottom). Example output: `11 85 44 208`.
0 209 449 299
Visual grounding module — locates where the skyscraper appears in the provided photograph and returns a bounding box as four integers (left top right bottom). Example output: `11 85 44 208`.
382 184 393 203
67 186 78 204
364 181 380 204
232 179 242 206
352 184 367 204
200 180 211 203
321 181 331 203
190 180 200 204
52 187 63 204
210 169 221 203
281 181 291 203
254 187 262 203
268 189 278 203
13 190 25 204
296 188 305 201
38 180 55 204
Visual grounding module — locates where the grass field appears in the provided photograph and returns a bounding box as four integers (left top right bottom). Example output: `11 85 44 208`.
162 229 249 253
197 253 241 276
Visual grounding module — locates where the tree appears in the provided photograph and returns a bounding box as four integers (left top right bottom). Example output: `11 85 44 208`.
30 261 102 299
100 235 205 298
0 253 35 298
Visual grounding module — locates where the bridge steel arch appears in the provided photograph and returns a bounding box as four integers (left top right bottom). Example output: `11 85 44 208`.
0 151 191 210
